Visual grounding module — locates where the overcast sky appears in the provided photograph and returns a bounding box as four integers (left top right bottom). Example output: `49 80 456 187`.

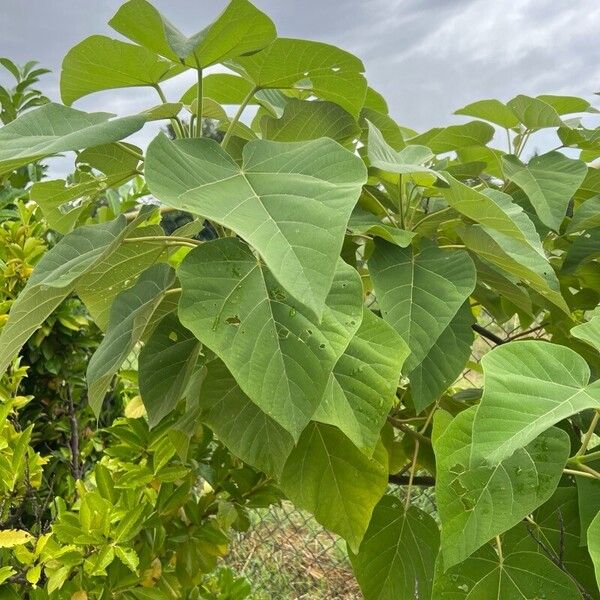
1 0 599 173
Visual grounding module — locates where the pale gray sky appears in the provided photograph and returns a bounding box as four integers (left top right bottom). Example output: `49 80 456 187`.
1 0 599 173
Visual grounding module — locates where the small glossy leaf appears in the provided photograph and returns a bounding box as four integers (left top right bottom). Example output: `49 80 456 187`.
502 151 587 231
199 359 294 477
279 422 388 552
349 497 439 600
434 406 569 568
227 38 367 117
314 309 409 454
87 264 175 416
139 314 201 427
178 237 362 439
0 103 145 175
60 35 183 105
146 133 366 317
0 216 133 376
472 340 600 463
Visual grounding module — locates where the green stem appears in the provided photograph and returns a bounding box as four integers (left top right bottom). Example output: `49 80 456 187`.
495 536 503 564
505 128 512 153
564 467 599 480
194 60 203 137
123 236 201 248
577 410 600 456
397 176 406 229
152 83 185 138
576 449 600 465
221 87 258 149
164 287 182 297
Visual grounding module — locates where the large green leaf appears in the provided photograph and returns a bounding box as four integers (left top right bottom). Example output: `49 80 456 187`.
434 407 569 568
502 152 587 231
366 121 441 185
409 302 474 412
433 546 583 599
472 340 600 463
279 422 388 552
199 359 294 478
349 497 439 600
507 94 563 129
259 98 360 145
109 0 275 68
369 241 476 381
75 225 165 330
0 216 134 377
146 134 366 317
178 238 362 439
227 38 367 117
60 35 183 105
87 264 175 416
0 103 145 175
454 99 519 129
139 314 201 427
314 309 409 454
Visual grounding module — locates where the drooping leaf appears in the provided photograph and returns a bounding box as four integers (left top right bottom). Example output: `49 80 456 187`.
227 37 367 117
178 237 362 439
109 0 276 68
537 94 597 116
77 142 141 176
472 340 600 463
87 264 176 416
199 358 294 477
454 99 519 129
146 133 366 317
568 196 600 233
409 302 474 412
369 241 476 384
433 406 569 568
506 94 563 129
502 152 587 231
0 216 135 377
0 103 145 175
314 309 409 454
441 175 567 311
260 98 360 146
349 497 439 600
60 35 183 105
347 208 415 247
139 314 201 427
76 225 165 330
408 121 495 154
279 422 388 552
433 546 583 599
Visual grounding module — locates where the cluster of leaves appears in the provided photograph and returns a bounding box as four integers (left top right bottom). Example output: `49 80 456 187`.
1 0 600 597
